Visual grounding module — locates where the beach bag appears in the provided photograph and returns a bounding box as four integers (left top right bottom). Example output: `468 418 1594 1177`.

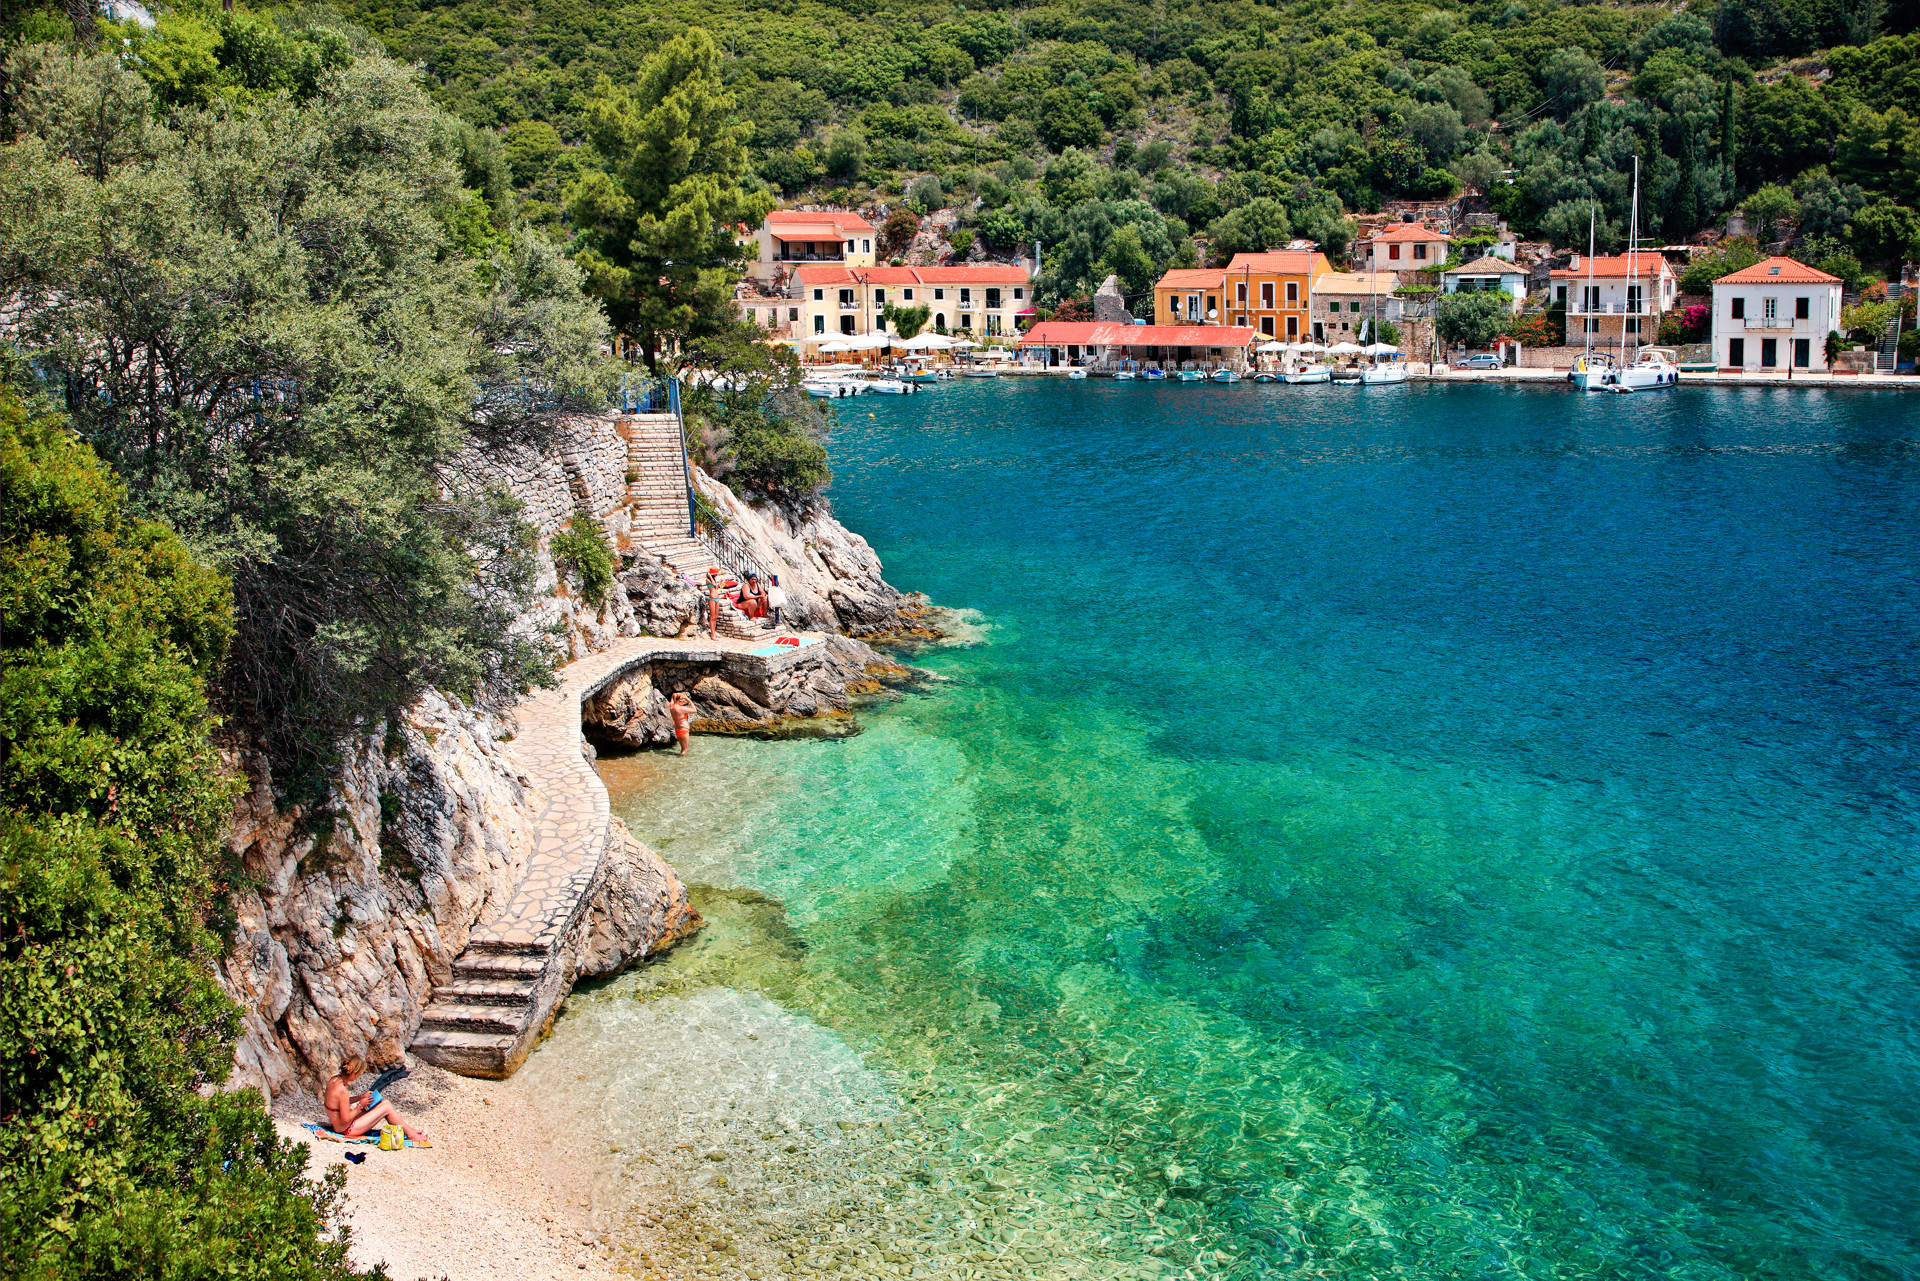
378 1123 404 1150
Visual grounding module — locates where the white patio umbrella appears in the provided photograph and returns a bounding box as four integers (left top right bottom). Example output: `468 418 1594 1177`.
1255 340 1286 352
844 333 889 350
1363 343 1403 356
898 333 952 350
1296 342 1329 353
1327 342 1364 355
948 339 980 349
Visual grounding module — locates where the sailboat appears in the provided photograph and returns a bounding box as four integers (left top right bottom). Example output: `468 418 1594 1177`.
1572 159 1679 392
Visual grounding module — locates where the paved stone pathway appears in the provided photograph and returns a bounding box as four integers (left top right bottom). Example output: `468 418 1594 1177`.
411 633 820 1077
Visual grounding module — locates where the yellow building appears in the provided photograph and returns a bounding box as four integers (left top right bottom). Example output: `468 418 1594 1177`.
1152 269 1226 326
1219 251 1334 341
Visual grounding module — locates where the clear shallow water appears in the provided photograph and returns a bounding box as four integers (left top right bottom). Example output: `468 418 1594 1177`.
564 382 1920 1280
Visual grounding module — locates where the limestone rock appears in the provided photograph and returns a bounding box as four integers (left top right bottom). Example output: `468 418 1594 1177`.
567 820 702 982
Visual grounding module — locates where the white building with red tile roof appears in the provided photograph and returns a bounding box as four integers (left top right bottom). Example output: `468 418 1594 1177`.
750 210 879 283
1709 256 1843 371
1355 223 1452 272
789 262 1031 348
1549 254 1679 345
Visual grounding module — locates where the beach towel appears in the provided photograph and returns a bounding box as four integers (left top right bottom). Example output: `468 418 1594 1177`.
301 1122 428 1149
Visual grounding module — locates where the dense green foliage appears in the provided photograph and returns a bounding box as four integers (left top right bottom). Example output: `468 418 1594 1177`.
0 372 368 1281
566 29 774 369
680 326 833 500
549 509 615 606
286 0 1920 309
1 31 614 772
1435 289 1517 347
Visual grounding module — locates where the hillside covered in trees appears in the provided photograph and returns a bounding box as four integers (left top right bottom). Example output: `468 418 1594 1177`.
302 0 1920 303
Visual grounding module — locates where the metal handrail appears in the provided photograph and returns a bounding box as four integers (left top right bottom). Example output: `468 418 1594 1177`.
691 490 770 585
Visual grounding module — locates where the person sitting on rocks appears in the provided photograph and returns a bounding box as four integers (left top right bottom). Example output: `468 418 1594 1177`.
324 1055 431 1145
668 691 696 755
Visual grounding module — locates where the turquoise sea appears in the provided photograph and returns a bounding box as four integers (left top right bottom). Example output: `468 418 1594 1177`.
551 381 1919 1280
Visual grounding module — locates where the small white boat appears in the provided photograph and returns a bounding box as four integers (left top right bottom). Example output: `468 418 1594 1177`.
1067 368 1089 380
802 379 862 399
1114 370 1137 381
1211 369 1242 384
1361 363 1409 385
1282 366 1331 385
1141 368 1166 381
962 368 998 378
1175 369 1206 382
862 378 916 395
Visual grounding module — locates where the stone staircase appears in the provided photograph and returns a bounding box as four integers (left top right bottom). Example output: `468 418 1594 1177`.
1878 282 1907 372
614 412 772 641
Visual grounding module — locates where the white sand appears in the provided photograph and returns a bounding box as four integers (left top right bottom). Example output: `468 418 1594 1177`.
273 1062 621 1281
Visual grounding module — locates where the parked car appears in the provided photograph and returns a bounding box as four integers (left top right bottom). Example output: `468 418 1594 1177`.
1457 352 1503 369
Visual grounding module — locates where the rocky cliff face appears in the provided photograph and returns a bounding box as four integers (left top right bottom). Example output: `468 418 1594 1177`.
220 691 699 1100
221 413 920 1097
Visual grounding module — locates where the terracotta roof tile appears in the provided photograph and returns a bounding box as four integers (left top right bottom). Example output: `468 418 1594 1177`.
1018 322 1258 346
1155 269 1225 289
1712 256 1841 285
1549 255 1676 279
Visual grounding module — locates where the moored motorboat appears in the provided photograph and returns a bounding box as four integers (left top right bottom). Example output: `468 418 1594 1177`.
1067 368 1089 380
863 378 916 394
1175 369 1206 382
1141 367 1167 381
1253 372 1279 383
1211 368 1242 384
1282 365 1331 384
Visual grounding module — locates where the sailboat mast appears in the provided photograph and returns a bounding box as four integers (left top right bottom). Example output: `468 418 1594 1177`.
1584 206 1596 359
1621 155 1640 364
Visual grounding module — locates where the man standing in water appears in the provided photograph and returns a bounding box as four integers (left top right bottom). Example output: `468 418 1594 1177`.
668 690 696 755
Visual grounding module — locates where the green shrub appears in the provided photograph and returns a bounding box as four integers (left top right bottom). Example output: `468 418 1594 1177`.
0 374 368 1280
549 510 614 607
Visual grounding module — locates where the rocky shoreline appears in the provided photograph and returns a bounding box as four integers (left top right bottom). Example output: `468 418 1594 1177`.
219 412 929 1102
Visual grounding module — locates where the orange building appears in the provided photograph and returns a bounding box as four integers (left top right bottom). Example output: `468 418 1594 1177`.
1219 251 1335 340
1153 269 1227 326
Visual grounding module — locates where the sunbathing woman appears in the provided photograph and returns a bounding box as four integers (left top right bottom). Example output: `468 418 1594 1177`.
323 1055 431 1145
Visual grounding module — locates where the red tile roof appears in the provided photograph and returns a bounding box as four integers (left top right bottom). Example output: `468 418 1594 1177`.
1223 251 1324 274
1364 223 1453 243
1155 269 1225 289
1018 322 1259 347
1712 256 1841 285
911 265 1031 283
1549 255 1676 280
766 209 876 233
791 264 1029 287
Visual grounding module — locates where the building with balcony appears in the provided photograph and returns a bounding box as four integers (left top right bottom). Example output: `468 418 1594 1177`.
788 263 1031 350
1220 251 1335 340
1709 256 1843 371
1355 223 1452 273
1153 269 1226 325
1549 254 1679 345
749 210 878 283
1308 272 1405 343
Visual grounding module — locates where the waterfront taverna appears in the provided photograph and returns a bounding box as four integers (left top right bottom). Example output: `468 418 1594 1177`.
1016 322 1259 372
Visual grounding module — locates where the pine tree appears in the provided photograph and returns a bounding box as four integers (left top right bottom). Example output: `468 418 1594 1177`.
567 29 776 371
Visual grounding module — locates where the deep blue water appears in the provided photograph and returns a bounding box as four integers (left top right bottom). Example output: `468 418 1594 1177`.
596 380 1920 1280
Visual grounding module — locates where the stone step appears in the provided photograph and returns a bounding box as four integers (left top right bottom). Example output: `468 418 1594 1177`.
464 936 552 958
430 979 537 1007
408 1027 521 1074
420 1004 528 1035
452 952 546 981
